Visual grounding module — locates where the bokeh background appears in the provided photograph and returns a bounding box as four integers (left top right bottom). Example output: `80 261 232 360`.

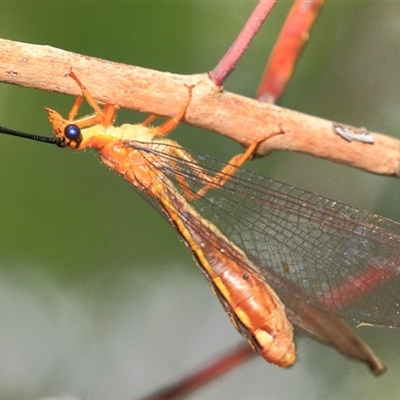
1 2 400 399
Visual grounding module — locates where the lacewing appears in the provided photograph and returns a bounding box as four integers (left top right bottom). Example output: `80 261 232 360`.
1 73 400 374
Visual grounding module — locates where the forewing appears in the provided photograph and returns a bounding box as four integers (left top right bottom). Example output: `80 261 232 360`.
130 141 400 327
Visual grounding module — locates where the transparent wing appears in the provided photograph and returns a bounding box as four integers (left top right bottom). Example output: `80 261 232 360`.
130 141 400 327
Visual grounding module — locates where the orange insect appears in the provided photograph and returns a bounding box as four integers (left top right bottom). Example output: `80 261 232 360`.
1 72 400 377
1 72 295 366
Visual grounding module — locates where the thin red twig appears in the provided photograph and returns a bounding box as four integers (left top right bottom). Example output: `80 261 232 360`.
210 0 277 86
138 343 255 400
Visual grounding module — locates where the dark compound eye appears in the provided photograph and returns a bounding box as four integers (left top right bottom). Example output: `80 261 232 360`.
64 124 82 142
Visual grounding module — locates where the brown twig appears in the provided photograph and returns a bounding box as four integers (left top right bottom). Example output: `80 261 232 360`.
1 38 400 177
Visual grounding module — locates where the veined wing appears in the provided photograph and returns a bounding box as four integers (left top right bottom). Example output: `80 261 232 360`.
129 141 400 328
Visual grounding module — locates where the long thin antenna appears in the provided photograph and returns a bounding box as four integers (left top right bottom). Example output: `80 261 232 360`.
0 125 62 146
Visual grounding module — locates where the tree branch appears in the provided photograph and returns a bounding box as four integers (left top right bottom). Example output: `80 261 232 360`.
1 38 400 177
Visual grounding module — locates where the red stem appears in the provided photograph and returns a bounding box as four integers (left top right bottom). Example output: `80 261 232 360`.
257 0 324 103
138 343 255 400
210 0 277 86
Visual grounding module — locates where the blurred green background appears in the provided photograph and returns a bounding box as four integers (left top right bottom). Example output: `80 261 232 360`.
1 2 400 399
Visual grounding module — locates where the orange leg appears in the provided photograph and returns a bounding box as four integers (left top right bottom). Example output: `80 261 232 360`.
144 85 276 201
136 84 249 199
141 114 158 127
194 140 261 198
67 71 117 127
159 139 264 202
187 128 283 199
68 96 85 121
153 86 194 137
